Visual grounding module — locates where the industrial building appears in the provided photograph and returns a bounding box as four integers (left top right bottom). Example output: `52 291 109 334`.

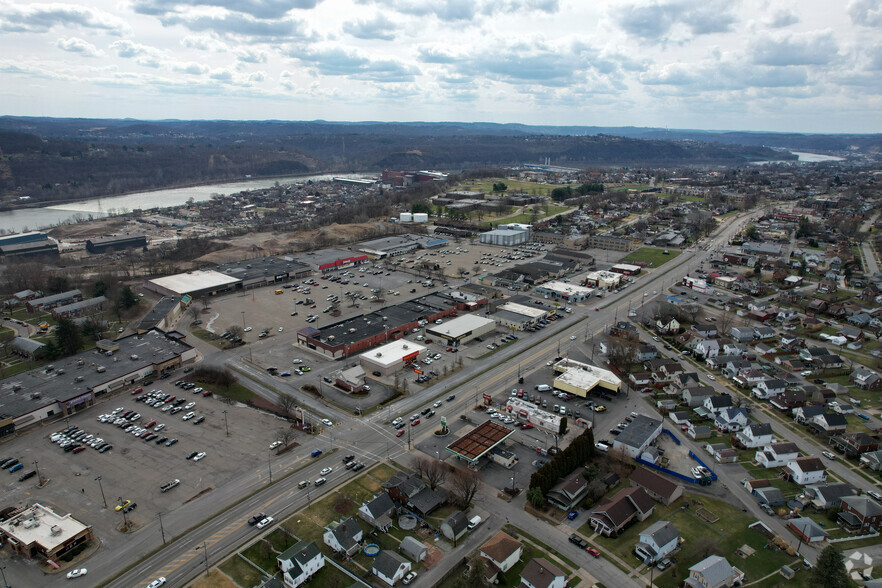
356 234 447 257
480 229 530 247
551 358 622 397
585 234 637 252
26 290 82 313
0 504 94 560
301 248 370 273
85 234 147 254
0 232 49 247
359 339 426 376
492 302 547 331
610 263 642 276
446 420 516 466
297 297 454 359
505 398 563 432
136 297 182 333
146 270 241 297
534 281 594 302
425 314 497 346
0 239 59 258
612 415 663 459
398 212 429 223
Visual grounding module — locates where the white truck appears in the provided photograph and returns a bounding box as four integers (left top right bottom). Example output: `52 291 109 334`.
160 479 180 493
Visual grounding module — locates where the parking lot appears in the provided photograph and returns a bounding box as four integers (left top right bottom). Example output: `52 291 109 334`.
0 380 303 557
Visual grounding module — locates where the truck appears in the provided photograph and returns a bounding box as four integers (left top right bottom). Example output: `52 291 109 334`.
160 479 180 493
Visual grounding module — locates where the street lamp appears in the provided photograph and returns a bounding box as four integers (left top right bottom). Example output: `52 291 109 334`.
0 564 8 588
241 311 246 329
222 410 229 437
33 459 43 486
195 541 210 577
95 476 107 509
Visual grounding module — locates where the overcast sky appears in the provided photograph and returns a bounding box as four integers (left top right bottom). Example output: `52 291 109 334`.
1 0 880 133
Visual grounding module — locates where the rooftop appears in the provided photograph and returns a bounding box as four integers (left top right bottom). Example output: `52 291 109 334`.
616 415 663 449
310 297 449 347
359 339 426 368
426 314 496 339
0 504 90 551
536 280 594 296
446 419 515 463
147 270 240 296
214 255 311 283
498 302 547 318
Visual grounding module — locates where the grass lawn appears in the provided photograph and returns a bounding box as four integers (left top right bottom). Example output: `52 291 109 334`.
190 570 239 588
310 562 360 587
503 525 578 571
678 194 706 202
480 205 574 227
498 541 551 586
593 494 798 588
622 247 682 268
265 527 297 553
200 380 257 404
457 178 563 196
242 539 281 573
366 462 399 483
219 553 266 587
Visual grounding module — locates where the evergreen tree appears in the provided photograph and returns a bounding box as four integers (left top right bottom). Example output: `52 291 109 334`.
811 545 849 588
54 317 83 357
119 285 138 309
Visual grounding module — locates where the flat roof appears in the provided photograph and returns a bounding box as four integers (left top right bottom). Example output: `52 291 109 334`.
147 270 240 295
616 414 663 449
359 339 425 368
553 359 621 392
356 234 434 254
137 297 181 331
214 256 311 282
612 263 642 271
498 302 546 318
301 248 368 266
536 281 593 295
426 314 496 339
87 234 146 245
0 504 90 551
311 296 448 346
446 419 515 463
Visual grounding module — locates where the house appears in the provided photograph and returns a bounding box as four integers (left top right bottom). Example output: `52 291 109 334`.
733 368 768 389
277 541 325 588
656 317 680 335
629 372 652 387
753 486 785 506
440 511 469 543
692 322 718 338
810 388 837 406
743 478 772 493
729 327 754 343
851 367 882 390
399 537 428 563
323 518 363 557
695 338 720 359
789 517 829 543
756 442 800 468
546 472 591 511
670 372 701 393
839 325 864 341
849 312 873 327
704 395 734 416
668 411 690 426
629 467 685 506
588 487 655 536
723 342 752 356
809 412 848 437
770 389 806 412
831 432 879 458
736 423 774 448
782 456 827 485
382 472 445 516
687 424 712 440
658 362 685 380
714 407 750 432
754 342 776 356
839 496 882 533
804 483 857 510
636 345 658 362
479 531 523 574
833 402 855 415
792 405 825 424
520 558 566 588
706 443 738 463
721 359 752 379
359 493 398 532
372 550 412 586
635 520 680 565
684 555 745 588
752 379 786 400
813 354 844 372
860 449 882 471
612 415 663 459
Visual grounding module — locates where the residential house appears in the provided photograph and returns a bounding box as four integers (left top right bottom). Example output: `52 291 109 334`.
723 342 752 357
792 405 825 424
629 467 685 506
754 342 776 356
440 511 469 543
736 423 774 448
789 518 829 544
800 346 830 361
692 322 718 338
721 358 752 379
687 423 712 440
810 388 837 407
834 402 855 415
839 325 864 341
358 493 398 532
695 338 720 359
588 487 656 536
629 372 652 387
839 496 882 533
752 379 786 400
802 316 824 331
682 386 716 407
546 472 591 511
809 412 848 437
658 362 685 381
783 457 827 485
382 472 445 516
520 558 566 588
479 532 523 574
323 518 363 557
277 541 325 588
850 367 882 390
399 537 428 563
612 415 663 459
849 312 873 327
683 555 745 588
635 521 680 565
770 389 806 412
706 443 738 463
668 411 690 426
804 483 857 510
831 432 879 458
753 486 785 506
636 345 658 362
714 407 750 433
733 368 768 389
669 372 701 393
754 326 777 340
372 551 411 586
656 317 680 335
813 354 844 372
756 442 800 468
860 449 882 471
704 395 734 416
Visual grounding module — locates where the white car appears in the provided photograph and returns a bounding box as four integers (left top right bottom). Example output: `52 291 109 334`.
185 402 196 409
320 467 333 475
278 327 283 332
321 418 334 426
570 335 576 340
706 374 716 381
244 327 252 332
433 401 442 408
392 417 403 426
256 516 274 529
182 412 195 421
147 579 167 588
155 424 165 431
403 571 418 585
193 452 206 461
292 359 303 364
270 441 282 450
66 568 88 579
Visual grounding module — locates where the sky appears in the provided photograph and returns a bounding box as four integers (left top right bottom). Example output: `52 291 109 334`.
1 0 881 133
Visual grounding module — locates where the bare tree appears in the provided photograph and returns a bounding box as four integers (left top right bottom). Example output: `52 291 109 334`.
606 335 640 373
411 456 428 479
716 308 736 335
345 292 360 307
277 392 297 420
450 467 480 509
424 459 449 490
189 305 200 323
228 325 244 339
275 426 295 448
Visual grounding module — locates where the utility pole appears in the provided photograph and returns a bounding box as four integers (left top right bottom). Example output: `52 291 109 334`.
268 451 272 484
119 497 129 529
0 564 8 588
196 541 210 577
222 410 229 437
33 459 43 486
158 512 166 545
95 476 107 509
407 422 412 450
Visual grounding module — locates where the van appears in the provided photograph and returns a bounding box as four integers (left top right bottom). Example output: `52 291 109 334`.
595 442 610 452
535 384 552 392
467 515 482 530
298 480 310 489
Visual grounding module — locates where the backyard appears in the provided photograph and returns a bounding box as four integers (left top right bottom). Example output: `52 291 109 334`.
622 247 682 268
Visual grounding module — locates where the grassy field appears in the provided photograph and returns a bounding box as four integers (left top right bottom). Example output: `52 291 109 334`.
192 379 257 404
242 539 280 573
457 178 563 196
480 204 574 227
593 494 800 588
622 247 682 268
219 553 266 587
678 194 705 202
265 527 297 553
190 570 239 588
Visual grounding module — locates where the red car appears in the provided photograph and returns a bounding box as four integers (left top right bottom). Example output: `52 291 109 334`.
131 387 143 395
202 390 212 397
411 419 420 426
520 423 534 430
594 307 600 311
425 339 433 344
396 430 405 437
587 547 600 558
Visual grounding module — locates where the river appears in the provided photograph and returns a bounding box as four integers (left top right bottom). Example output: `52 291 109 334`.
0 172 373 234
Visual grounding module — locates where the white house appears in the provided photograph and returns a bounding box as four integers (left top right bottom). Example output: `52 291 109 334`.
755 442 800 468
684 555 744 588
703 395 733 416
695 339 721 359
784 457 827 485
634 520 680 565
735 423 774 448
479 532 523 573
372 550 412 586
520 558 567 588
714 407 750 432
277 541 325 588
323 517 362 557
752 378 786 400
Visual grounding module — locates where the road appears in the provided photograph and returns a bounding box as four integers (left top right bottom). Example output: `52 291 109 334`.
861 213 879 277
92 209 764 587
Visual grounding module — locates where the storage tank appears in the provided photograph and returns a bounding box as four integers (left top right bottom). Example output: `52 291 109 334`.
413 213 428 223
400 212 413 222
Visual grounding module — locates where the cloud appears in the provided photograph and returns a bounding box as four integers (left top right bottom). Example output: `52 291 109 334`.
110 39 165 67
751 30 839 66
766 10 799 28
849 0 882 26
615 0 738 42
343 14 396 40
248 70 266 82
0 3 128 35
235 48 267 63
181 34 229 51
172 61 209 74
354 0 558 22
417 46 458 64
160 12 309 40
640 60 810 90
132 0 321 20
292 46 419 82
55 37 103 57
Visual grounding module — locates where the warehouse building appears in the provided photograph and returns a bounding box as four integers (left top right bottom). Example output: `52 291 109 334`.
214 256 311 288
359 339 426 376
0 504 94 561
0 239 59 258
492 302 547 331
136 297 182 333
301 248 370 273
356 234 446 258
425 314 497 346
26 290 82 313
0 232 49 247
610 263 642 276
9 337 45 360
551 358 622 397
534 281 594 302
585 234 637 252
145 270 240 297
85 234 147 254
480 229 530 247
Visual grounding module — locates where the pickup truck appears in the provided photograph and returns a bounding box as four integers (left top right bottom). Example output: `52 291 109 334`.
160 479 180 493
